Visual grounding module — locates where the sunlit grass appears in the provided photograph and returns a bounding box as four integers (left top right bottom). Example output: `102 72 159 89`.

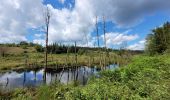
0 47 128 71
7 54 170 99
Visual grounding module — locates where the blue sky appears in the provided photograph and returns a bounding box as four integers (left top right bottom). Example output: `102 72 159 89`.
42 0 170 49
43 0 75 9
0 0 170 50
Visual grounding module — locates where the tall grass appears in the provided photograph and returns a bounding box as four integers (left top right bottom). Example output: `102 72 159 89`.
9 54 170 99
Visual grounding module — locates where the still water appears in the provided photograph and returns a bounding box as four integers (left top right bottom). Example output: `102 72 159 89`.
0 64 118 91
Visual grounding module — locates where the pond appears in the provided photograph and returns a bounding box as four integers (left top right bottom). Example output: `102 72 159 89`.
0 64 118 91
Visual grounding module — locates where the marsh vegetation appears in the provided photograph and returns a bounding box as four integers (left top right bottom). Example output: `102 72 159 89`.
0 12 170 99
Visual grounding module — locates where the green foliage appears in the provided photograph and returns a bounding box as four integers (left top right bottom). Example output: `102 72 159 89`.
21 45 28 49
46 43 117 54
146 22 170 55
36 85 55 100
35 45 44 52
20 41 29 46
99 69 122 82
11 54 170 99
78 49 86 55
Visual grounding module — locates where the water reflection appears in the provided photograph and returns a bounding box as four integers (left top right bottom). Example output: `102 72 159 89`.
0 64 118 91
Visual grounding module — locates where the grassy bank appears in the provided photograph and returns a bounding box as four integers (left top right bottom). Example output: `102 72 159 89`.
1 54 169 99
0 47 130 71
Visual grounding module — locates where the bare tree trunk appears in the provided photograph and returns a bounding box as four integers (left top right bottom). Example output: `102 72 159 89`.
66 45 69 66
43 7 51 83
44 7 51 69
96 16 100 48
75 41 77 67
103 16 107 69
51 50 53 62
95 16 102 68
45 25 48 69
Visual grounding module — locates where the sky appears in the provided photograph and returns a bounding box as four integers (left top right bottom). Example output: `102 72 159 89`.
0 0 170 50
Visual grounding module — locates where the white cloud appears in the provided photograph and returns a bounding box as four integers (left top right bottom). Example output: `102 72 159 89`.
75 32 138 48
46 1 94 43
88 0 170 27
0 0 44 43
33 39 45 46
127 40 146 50
100 32 138 47
0 34 27 43
0 0 170 47
34 33 45 38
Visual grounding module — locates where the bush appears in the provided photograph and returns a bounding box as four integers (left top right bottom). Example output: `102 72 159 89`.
35 45 44 52
22 45 28 49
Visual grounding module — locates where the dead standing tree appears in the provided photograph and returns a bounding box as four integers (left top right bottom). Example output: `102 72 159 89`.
96 16 100 47
95 16 102 67
43 7 51 83
103 16 107 69
75 41 78 67
44 7 51 69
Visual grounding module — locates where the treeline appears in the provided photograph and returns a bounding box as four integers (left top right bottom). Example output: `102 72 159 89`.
0 41 40 47
145 22 170 55
36 43 113 54
0 41 143 55
47 43 144 55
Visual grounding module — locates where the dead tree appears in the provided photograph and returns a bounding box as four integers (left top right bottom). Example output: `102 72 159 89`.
74 41 77 67
44 7 51 69
43 7 51 83
66 45 70 66
96 16 100 47
103 16 107 68
95 16 102 67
